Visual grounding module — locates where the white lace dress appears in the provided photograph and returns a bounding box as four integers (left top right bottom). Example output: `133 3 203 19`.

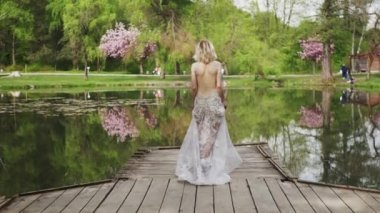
175 92 242 185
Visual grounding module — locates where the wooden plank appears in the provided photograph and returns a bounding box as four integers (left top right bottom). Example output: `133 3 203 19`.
1 194 41 213
231 173 281 179
123 163 271 171
126 158 268 163
277 180 314 212
126 168 278 175
0 196 5 205
230 178 256 213
96 179 135 213
179 182 196 213
332 188 375 213
22 190 64 213
62 184 101 213
370 192 380 203
354 190 380 212
214 183 234 213
310 185 353 213
231 170 281 176
264 178 295 213
138 177 169 213
195 185 213 213
247 177 280 213
160 179 185 213
42 187 83 213
297 183 330 213
81 182 115 213
118 178 152 212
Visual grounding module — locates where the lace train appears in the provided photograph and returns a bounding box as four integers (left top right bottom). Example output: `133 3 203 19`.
175 93 242 185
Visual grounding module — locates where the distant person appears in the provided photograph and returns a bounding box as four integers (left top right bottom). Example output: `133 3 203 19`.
340 64 348 79
175 39 242 185
341 64 354 84
153 66 161 76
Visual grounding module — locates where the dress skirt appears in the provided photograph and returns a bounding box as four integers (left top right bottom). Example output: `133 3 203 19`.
175 92 242 185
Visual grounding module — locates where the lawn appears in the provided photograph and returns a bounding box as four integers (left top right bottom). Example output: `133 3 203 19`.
1 71 380 92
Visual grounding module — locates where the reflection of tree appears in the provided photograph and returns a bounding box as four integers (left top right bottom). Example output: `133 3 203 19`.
318 88 380 189
0 112 138 197
137 104 158 128
299 104 323 128
321 89 333 129
99 107 139 142
369 112 380 156
173 90 181 107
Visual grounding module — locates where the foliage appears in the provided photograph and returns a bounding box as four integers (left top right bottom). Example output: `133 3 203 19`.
299 39 325 62
0 0 379 75
99 23 140 58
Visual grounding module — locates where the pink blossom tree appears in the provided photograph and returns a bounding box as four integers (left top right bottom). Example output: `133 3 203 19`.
299 38 334 74
99 22 157 74
99 107 139 142
99 23 140 58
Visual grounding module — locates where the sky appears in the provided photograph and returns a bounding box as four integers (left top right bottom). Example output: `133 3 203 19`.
233 0 380 28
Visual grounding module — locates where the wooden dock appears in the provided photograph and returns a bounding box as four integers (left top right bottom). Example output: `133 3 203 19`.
1 144 380 212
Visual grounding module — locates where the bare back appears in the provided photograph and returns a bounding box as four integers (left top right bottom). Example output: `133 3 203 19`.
191 61 223 97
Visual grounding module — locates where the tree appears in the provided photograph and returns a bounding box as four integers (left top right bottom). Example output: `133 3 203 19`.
319 0 340 83
299 38 333 74
0 1 33 66
47 0 117 70
99 23 140 58
99 23 158 74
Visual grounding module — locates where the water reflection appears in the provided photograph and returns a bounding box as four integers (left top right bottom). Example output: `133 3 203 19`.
0 88 379 197
100 107 139 142
265 88 380 189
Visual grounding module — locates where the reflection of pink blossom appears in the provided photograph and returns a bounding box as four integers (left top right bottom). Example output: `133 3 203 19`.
299 105 323 128
137 105 158 128
100 107 139 142
154 90 163 98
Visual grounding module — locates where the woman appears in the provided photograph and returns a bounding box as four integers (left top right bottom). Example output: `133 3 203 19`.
175 40 242 185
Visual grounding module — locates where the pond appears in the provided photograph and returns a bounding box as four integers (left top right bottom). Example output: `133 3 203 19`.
0 87 379 197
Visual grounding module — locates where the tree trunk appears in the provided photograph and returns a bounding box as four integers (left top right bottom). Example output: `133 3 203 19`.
12 33 16 66
356 25 366 54
175 61 180 75
286 0 296 26
321 42 334 83
139 62 144 74
174 90 181 107
84 60 88 80
321 88 332 129
97 56 100 71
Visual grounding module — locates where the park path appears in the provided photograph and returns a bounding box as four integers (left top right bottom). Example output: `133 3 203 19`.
1 143 380 212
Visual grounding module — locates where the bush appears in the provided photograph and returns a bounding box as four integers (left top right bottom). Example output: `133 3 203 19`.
27 64 55 72
5 65 24 72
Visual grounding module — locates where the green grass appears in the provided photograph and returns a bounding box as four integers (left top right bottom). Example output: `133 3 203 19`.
1 71 380 92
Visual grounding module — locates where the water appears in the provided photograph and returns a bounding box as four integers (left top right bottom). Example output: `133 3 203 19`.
0 87 379 196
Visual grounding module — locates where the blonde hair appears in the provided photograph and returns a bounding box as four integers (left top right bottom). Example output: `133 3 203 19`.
193 40 217 64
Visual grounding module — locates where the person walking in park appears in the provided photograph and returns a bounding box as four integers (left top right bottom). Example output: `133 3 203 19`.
341 64 354 84
175 40 242 185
